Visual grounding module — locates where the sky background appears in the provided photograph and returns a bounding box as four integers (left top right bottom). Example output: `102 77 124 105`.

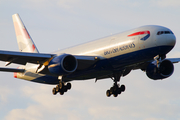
0 0 180 120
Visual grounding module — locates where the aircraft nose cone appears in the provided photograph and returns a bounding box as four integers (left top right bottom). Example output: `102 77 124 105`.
171 34 176 46
157 33 176 47
167 34 176 47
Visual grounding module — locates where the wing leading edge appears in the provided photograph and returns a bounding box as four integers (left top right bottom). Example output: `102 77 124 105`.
167 58 180 63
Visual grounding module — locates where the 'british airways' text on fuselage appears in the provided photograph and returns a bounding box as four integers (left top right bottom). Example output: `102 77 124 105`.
104 42 135 55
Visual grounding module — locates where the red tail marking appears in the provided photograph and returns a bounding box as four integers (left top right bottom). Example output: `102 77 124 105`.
32 44 35 51
23 28 31 39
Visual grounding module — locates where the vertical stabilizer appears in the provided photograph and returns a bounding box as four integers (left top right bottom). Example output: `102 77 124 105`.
12 14 39 53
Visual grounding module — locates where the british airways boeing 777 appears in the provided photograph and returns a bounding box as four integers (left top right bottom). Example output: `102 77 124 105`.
0 14 178 97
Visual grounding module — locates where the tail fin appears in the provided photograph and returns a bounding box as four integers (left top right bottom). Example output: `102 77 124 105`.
12 14 39 53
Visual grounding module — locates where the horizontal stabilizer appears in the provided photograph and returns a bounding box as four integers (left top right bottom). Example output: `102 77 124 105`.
0 67 25 72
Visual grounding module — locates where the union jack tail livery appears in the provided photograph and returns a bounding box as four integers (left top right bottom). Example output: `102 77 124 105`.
12 14 39 53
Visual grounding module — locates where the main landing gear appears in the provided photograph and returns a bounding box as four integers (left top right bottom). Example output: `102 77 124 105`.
106 73 126 97
52 82 72 95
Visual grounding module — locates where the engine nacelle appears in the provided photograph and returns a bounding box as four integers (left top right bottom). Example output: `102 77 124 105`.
48 54 78 75
146 59 174 80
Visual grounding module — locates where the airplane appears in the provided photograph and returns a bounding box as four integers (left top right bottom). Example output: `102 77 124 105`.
0 13 178 97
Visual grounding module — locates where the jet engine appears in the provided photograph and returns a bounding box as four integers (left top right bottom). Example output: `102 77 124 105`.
48 54 78 75
146 59 174 80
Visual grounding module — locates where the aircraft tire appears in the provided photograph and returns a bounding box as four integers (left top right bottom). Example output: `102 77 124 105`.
113 93 118 97
52 88 57 95
110 87 114 94
59 82 64 89
56 85 60 92
59 90 64 95
63 86 68 92
66 83 71 90
120 85 125 92
117 88 121 94
106 90 111 97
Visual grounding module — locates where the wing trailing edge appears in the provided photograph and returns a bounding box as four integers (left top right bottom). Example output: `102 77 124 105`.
0 67 25 73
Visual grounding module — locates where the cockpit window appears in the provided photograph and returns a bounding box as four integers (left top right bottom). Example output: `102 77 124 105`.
157 31 173 35
165 31 170 34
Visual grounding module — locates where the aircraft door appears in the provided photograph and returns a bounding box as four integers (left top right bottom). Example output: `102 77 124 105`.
109 37 118 56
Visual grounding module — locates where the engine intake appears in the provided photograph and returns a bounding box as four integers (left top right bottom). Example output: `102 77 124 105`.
146 59 174 80
48 54 78 75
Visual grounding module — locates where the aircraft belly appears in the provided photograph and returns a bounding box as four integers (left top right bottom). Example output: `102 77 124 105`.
17 71 59 84
65 59 113 80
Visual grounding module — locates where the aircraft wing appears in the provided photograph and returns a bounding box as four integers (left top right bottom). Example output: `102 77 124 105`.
167 58 180 63
0 50 100 70
132 58 180 71
0 50 55 65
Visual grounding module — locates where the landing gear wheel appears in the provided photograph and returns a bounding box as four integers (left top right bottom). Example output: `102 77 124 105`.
120 85 125 92
63 86 68 92
66 83 71 90
110 87 114 94
113 93 118 97
52 88 57 95
106 90 111 97
59 90 64 95
55 85 60 92
117 88 121 94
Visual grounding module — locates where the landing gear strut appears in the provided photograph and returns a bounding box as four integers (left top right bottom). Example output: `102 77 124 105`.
106 73 125 97
52 82 72 95
154 54 166 67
